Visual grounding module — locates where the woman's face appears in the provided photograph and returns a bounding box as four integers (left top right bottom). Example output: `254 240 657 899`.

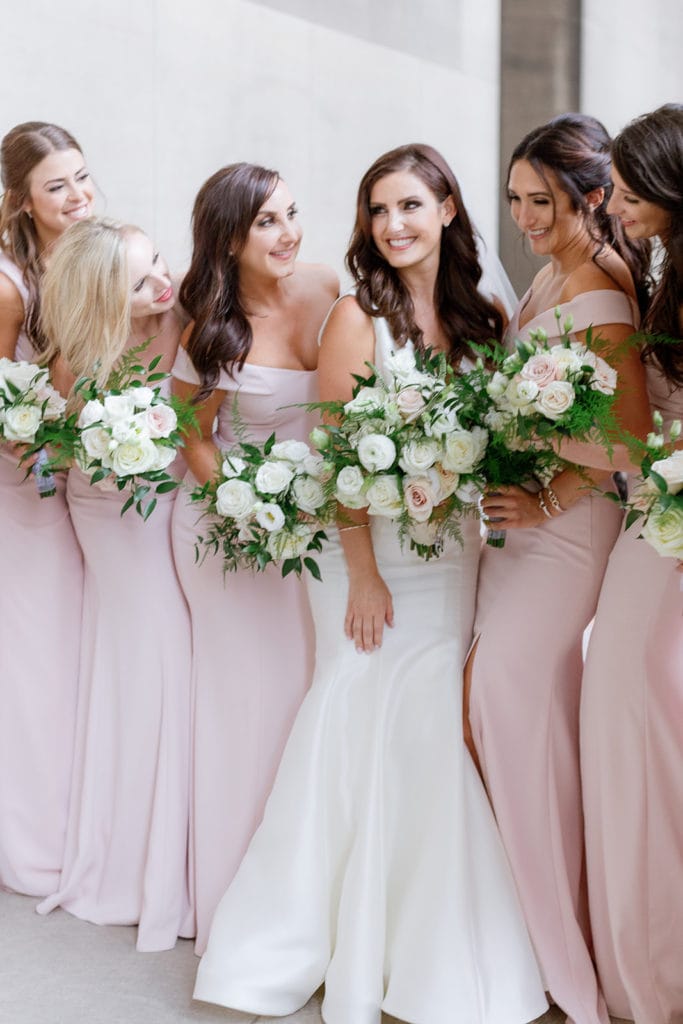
507 159 588 257
126 231 175 318
238 178 302 281
23 148 95 246
607 166 671 240
368 169 454 272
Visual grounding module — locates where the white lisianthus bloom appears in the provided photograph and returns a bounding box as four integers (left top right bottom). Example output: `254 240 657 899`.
403 473 440 522
255 460 295 495
255 502 286 532
549 346 583 378
484 408 514 433
125 386 155 409
335 465 369 509
267 523 314 560
357 433 396 472
343 387 386 416
80 425 111 462
78 399 105 428
441 427 488 474
641 503 683 560
646 432 665 449
669 420 682 441
424 404 459 439
151 444 177 471
110 436 158 476
292 474 326 513
505 376 539 410
398 438 440 475
271 439 310 464
103 393 136 423
502 352 524 375
535 380 575 419
3 404 42 441
650 450 683 494
309 425 331 450
36 385 67 421
221 455 247 478
111 419 138 444
386 346 419 384
588 356 617 395
366 474 403 517
302 453 328 479
486 371 508 399
145 402 177 438
215 478 257 518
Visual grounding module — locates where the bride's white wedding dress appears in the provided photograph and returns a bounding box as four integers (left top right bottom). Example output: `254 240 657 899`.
194 317 547 1024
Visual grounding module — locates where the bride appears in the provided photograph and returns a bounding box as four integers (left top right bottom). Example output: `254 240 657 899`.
193 144 547 1024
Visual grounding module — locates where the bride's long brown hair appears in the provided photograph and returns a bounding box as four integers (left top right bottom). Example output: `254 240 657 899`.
347 144 504 365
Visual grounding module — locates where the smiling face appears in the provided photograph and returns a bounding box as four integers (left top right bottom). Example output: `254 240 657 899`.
237 178 302 282
368 169 454 274
125 230 175 318
23 148 94 247
507 158 590 257
607 166 672 241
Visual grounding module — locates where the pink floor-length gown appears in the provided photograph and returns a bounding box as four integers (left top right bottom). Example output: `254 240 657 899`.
171 348 317 954
469 290 639 1024
0 254 82 897
581 361 683 1024
36 407 193 951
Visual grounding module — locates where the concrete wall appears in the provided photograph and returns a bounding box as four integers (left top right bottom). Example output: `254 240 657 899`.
1 0 502 286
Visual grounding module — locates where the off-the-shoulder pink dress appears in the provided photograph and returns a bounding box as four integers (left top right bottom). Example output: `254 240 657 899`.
581 359 683 1024
171 348 317 954
0 254 82 897
469 289 639 1024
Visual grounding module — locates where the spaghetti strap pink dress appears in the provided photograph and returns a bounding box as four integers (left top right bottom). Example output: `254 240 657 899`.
468 289 638 1024
171 347 317 954
0 254 82 897
581 361 683 1024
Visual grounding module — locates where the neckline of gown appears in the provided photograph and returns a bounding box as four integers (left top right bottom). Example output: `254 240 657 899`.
515 287 638 334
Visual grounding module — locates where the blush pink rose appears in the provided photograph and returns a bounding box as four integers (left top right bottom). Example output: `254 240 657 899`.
403 475 438 522
520 353 559 388
395 387 426 422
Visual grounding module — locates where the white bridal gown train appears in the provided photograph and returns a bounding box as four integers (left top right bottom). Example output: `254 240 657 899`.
194 317 547 1024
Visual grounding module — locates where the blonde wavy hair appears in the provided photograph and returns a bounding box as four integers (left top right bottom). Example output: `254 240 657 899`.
41 218 141 395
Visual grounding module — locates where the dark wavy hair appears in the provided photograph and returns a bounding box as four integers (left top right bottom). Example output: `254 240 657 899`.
507 112 651 317
179 162 279 400
612 103 683 386
347 143 504 364
0 121 85 353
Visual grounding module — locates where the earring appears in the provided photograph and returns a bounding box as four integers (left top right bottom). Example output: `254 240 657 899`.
25 210 33 220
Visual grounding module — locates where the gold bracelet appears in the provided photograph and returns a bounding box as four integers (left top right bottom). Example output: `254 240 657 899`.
537 491 552 519
338 522 369 533
545 484 565 514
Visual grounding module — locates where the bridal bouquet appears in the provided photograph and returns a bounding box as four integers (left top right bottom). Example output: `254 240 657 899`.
312 346 487 558
0 357 68 496
191 431 334 579
626 413 683 562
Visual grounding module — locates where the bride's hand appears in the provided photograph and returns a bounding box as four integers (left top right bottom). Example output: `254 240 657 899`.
345 570 395 653
481 485 547 530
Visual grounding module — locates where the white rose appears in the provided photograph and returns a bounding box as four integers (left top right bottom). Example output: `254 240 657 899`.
109 436 158 476
215 478 257 518
78 399 105 428
534 380 575 420
395 386 426 422
1 360 45 394
641 503 683 560
80 425 112 462
270 439 310 464
366 474 403 518
434 463 460 499
505 376 539 410
267 523 314 560
386 346 419 384
335 465 369 509
403 474 440 522
520 353 558 388
221 454 247 478
111 419 138 444
255 502 286 532
441 427 488 474
2 404 42 441
407 519 439 546
398 438 440 475
291 474 326 513
650 450 683 494
424 404 460 439
150 444 177 471
357 433 396 472
145 402 177 439
344 387 386 416
550 345 583 378
255 460 295 495
125 386 155 409
103 394 136 423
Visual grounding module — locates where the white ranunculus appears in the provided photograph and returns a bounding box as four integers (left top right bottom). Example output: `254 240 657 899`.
366 474 403 517
357 433 396 472
550 345 583 378
534 380 575 420
109 436 158 476
221 454 247 478
255 502 286 532
78 399 105 428
398 438 440 476
335 465 369 509
267 523 314 560
270 439 310 464
103 393 136 423
215 478 257 518
145 402 177 439
2 404 42 441
650 450 683 494
255 460 295 495
441 427 488 474
343 387 386 416
80 425 111 462
292 474 326 513
125 386 155 409
641 502 683 560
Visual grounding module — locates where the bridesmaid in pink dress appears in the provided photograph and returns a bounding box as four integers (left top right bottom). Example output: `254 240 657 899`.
171 163 338 953
35 218 193 951
464 115 654 1024
0 123 91 896
578 105 683 1024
